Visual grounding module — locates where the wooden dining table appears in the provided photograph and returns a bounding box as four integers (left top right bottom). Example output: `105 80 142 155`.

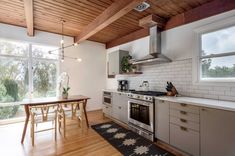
20 95 90 144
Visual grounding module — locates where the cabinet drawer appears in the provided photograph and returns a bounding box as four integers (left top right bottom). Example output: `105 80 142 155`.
170 102 199 114
170 109 200 123
103 105 111 116
170 116 200 131
170 124 200 156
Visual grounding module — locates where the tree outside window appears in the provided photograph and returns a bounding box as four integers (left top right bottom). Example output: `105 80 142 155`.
0 39 58 120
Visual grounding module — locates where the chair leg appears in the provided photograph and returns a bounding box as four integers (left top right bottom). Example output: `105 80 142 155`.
55 115 57 141
63 117 66 138
32 123 35 146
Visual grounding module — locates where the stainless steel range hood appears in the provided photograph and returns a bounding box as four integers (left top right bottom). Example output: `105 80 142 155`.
132 26 171 65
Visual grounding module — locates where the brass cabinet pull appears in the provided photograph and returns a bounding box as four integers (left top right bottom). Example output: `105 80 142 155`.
180 111 187 115
180 118 187 123
180 126 188 131
180 103 187 107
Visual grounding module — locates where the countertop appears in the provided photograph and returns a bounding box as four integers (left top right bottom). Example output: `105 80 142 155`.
155 96 235 112
103 89 131 95
103 89 235 112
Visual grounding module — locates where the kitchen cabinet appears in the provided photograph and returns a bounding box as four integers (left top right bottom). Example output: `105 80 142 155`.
112 92 128 123
170 102 200 156
108 50 129 76
155 99 170 144
103 104 111 117
200 108 235 156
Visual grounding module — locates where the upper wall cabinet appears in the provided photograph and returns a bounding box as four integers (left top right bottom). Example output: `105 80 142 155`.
108 50 129 76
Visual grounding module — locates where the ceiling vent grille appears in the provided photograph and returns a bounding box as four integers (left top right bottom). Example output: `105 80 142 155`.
134 2 150 12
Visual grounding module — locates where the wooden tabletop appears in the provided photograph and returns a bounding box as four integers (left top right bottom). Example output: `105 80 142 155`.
20 95 90 106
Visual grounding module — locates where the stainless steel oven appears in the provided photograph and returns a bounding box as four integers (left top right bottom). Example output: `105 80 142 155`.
128 98 154 136
103 91 112 105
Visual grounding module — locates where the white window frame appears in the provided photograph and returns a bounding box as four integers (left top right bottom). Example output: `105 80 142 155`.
0 38 60 100
193 16 235 86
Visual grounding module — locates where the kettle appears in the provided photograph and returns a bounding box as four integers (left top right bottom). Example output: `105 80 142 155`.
140 81 149 91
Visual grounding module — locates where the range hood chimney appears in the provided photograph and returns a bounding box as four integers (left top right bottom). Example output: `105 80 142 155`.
132 15 171 65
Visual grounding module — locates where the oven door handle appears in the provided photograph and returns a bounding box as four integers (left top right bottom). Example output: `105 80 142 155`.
128 100 152 107
103 95 112 99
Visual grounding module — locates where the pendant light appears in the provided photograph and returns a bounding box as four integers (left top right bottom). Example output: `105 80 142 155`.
48 19 82 62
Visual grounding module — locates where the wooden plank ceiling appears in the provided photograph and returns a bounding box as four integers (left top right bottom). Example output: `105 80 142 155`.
0 0 222 45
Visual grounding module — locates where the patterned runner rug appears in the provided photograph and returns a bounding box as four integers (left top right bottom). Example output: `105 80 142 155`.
91 121 175 156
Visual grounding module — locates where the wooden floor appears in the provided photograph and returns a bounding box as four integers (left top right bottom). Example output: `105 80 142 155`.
0 110 182 156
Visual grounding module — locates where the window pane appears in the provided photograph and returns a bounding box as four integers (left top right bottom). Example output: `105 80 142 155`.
201 26 235 56
0 39 28 57
0 57 29 120
32 44 58 59
201 55 235 79
33 60 57 98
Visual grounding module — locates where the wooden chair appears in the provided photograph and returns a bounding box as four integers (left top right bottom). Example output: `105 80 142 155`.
57 102 84 138
29 104 58 146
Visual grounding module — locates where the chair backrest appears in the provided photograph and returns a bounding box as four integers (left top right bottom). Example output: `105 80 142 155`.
30 104 58 122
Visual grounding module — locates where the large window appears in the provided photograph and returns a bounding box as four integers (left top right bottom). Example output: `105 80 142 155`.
199 25 235 81
0 39 59 120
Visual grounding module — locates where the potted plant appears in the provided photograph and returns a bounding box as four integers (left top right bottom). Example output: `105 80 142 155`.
131 65 137 72
62 86 70 99
121 55 132 73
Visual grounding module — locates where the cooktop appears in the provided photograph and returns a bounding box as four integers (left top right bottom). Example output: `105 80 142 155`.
130 91 166 96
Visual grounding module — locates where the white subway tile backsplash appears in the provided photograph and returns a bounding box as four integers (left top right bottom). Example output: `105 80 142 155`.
107 59 235 101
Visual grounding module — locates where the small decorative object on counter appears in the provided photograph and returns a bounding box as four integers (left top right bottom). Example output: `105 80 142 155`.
166 82 178 96
62 87 70 99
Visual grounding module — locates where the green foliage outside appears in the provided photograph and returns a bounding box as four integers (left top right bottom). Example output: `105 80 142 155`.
201 59 235 78
0 40 57 120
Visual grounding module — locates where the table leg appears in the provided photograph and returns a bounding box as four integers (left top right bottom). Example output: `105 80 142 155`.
21 105 30 144
83 100 89 128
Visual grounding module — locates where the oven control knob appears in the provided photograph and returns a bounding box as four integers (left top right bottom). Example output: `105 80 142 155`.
137 95 140 98
149 97 152 101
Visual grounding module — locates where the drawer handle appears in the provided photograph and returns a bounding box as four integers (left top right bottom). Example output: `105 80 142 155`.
180 111 187 115
180 118 187 123
180 126 188 131
180 103 187 107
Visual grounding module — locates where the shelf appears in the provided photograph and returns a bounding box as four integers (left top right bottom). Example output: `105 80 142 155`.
119 72 142 75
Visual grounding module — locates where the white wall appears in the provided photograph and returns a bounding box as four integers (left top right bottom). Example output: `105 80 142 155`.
106 10 235 102
0 23 106 111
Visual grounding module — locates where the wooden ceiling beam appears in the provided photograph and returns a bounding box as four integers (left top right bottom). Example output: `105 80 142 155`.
23 0 34 36
106 28 149 49
165 0 235 29
106 0 235 49
74 0 145 43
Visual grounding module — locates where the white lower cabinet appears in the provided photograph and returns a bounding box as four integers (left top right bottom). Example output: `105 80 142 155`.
169 102 200 156
200 108 235 156
170 124 200 156
111 92 128 123
155 99 170 144
155 100 235 156
103 104 111 116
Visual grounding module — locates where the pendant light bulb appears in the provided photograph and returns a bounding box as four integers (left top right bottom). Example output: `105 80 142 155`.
74 43 78 46
76 58 82 62
60 39 64 44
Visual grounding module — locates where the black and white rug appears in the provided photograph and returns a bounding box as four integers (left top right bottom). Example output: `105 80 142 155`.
91 122 175 156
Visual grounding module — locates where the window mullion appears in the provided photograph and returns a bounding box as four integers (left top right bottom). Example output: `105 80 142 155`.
200 51 235 59
28 44 33 99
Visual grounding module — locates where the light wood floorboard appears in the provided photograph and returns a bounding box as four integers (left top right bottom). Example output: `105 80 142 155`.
0 110 182 156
